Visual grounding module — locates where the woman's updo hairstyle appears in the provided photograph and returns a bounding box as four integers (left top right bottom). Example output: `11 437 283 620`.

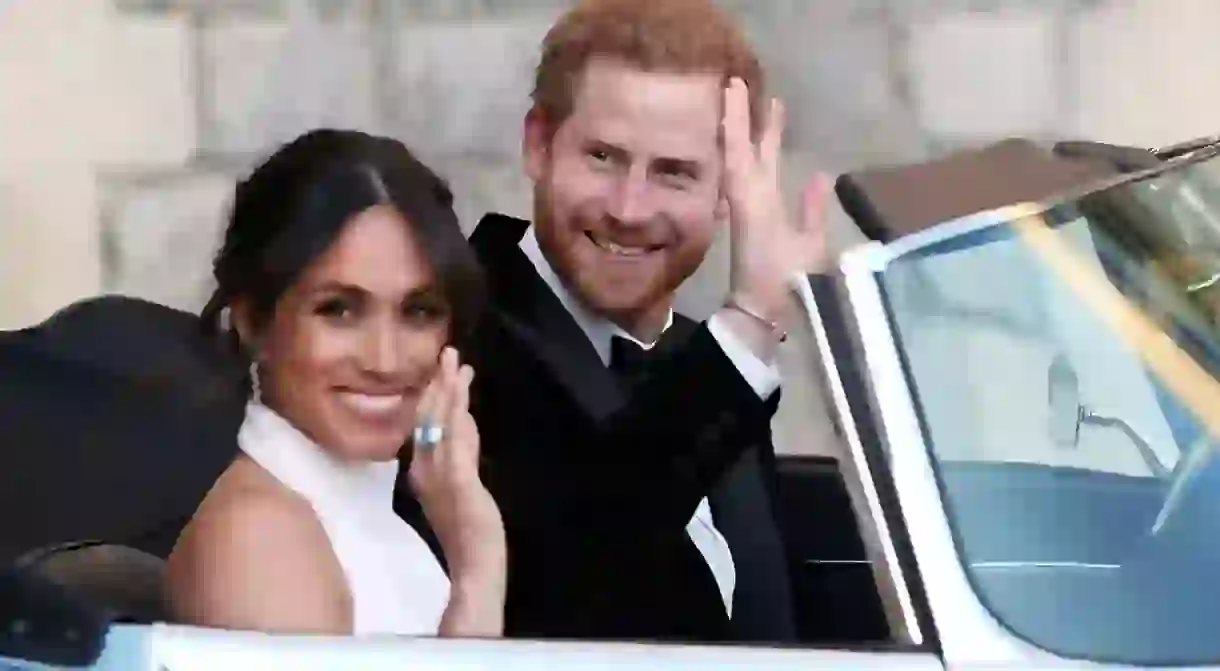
200 129 485 357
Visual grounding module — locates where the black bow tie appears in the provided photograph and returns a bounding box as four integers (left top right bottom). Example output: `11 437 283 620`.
609 336 657 387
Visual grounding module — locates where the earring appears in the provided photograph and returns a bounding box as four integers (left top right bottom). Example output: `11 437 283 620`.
249 361 262 405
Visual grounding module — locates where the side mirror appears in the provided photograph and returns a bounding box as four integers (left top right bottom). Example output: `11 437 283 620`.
1048 354 1084 449
0 566 109 668
1046 354 1170 476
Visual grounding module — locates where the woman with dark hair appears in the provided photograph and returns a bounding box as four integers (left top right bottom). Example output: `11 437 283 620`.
164 129 505 637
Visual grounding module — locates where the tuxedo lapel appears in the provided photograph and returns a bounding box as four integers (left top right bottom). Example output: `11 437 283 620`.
470 214 624 421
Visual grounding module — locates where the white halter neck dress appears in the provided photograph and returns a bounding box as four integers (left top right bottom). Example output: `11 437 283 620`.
237 401 450 635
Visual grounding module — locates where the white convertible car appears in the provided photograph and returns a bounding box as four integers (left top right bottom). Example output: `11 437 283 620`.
5 136 1220 670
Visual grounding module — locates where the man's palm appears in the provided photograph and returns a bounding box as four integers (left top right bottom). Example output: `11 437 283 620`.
721 78 829 321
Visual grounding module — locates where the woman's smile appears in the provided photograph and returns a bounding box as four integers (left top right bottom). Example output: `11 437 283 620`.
335 390 409 418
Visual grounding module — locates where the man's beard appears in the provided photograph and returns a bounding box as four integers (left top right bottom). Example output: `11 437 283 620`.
532 193 705 336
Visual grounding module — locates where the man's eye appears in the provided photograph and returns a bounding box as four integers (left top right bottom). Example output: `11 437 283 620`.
658 170 696 189
588 149 611 162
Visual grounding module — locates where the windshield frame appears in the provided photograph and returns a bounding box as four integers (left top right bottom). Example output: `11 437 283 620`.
836 144 1220 668
869 142 1220 265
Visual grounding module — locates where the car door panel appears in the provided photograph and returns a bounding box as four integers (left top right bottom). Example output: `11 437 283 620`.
774 455 892 644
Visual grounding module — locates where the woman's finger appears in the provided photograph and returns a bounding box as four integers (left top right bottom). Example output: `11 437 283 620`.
408 374 440 489
414 377 438 443
443 363 476 489
458 366 477 462
446 364 474 457
429 348 458 459
414 349 452 459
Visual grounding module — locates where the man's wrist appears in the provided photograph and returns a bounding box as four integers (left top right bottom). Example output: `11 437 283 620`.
725 294 787 338
713 305 783 363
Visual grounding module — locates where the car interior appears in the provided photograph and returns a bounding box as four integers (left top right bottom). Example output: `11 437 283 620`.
5 136 1179 655
5 292 908 648
1 289 906 647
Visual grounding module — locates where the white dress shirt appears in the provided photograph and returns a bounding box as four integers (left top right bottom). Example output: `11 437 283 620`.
519 227 781 617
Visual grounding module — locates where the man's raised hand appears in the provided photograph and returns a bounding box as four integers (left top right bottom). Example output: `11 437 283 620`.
721 77 830 332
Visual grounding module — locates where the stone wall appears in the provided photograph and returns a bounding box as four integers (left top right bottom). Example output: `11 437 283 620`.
88 0 1220 319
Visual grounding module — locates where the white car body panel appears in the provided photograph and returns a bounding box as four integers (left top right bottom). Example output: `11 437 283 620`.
42 623 940 671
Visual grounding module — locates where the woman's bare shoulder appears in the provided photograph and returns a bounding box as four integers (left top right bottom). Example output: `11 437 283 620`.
184 467 324 556
165 461 351 633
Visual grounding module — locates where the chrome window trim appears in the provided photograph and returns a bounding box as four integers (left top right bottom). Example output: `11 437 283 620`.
970 562 1120 571
862 203 1047 266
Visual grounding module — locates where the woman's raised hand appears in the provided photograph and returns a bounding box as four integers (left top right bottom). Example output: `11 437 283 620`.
408 348 506 609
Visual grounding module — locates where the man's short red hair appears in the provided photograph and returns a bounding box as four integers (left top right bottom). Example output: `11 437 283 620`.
531 0 767 138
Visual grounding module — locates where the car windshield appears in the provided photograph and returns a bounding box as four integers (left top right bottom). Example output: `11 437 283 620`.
877 149 1220 666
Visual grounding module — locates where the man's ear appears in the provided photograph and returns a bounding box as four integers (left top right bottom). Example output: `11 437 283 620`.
522 107 551 182
714 175 732 223
714 193 730 223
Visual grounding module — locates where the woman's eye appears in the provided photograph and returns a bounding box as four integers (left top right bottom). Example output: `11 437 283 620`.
402 301 445 322
315 298 353 320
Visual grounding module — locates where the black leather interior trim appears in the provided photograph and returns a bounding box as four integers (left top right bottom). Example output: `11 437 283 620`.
775 454 890 644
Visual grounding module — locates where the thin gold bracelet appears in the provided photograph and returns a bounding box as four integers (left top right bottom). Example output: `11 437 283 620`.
725 296 788 342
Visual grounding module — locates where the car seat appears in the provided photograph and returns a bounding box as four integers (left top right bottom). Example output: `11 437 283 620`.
14 541 167 625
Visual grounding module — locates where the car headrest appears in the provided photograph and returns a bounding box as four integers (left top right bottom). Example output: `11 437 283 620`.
16 542 166 625
27 295 243 394
835 138 1126 243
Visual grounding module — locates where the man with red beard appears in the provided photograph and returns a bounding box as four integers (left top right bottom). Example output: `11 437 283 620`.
409 0 830 644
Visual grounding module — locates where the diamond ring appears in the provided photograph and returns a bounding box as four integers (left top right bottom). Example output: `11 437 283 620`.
413 420 445 451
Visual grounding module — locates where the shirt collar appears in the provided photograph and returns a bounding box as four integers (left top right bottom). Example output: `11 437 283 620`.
520 226 674 365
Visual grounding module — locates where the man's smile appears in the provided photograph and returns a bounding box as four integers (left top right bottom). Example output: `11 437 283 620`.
585 231 665 258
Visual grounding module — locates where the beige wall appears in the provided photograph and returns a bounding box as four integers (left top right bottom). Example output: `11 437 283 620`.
0 0 194 328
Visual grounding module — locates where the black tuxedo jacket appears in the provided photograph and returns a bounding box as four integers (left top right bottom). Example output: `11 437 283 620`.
396 213 796 642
